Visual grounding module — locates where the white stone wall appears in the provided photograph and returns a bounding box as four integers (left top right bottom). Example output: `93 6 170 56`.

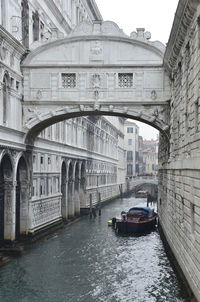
161 1 200 301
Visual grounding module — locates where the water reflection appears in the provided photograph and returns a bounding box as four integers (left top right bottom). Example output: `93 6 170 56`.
0 197 187 302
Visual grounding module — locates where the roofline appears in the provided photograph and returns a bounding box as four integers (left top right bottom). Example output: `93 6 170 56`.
86 0 103 21
164 0 198 71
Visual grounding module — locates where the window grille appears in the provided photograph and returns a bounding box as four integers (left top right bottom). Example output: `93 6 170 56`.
62 73 76 88
118 73 133 88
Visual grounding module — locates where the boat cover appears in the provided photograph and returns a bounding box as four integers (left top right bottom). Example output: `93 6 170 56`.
127 207 154 217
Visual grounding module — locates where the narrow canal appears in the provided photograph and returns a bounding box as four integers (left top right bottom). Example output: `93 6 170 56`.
0 196 188 302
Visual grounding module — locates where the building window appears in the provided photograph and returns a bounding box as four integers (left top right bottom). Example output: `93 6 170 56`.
195 100 199 133
118 73 133 88
127 164 133 175
127 151 133 160
16 81 19 91
3 74 9 125
40 21 44 40
128 139 132 145
21 0 29 48
127 127 133 133
32 11 39 42
62 73 76 88
40 156 44 164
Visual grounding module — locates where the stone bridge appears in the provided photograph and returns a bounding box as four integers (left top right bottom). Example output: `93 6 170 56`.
21 21 171 145
127 176 158 197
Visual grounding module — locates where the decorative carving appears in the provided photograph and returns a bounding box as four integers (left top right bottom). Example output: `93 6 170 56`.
90 41 103 61
130 28 151 41
151 90 157 100
31 198 61 228
91 74 101 89
94 90 99 99
36 90 42 100
165 1 197 70
0 41 7 61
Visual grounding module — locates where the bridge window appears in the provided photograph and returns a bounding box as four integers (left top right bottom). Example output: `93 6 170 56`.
62 73 76 88
118 73 133 88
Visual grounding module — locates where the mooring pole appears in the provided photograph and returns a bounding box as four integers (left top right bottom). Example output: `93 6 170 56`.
98 192 101 216
90 193 92 218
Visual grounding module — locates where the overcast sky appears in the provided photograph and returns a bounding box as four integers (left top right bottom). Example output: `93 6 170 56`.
95 0 179 139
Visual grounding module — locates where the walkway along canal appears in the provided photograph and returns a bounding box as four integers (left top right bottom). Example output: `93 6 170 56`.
0 196 189 302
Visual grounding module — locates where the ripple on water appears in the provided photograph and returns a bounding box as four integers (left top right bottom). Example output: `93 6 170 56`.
0 197 188 302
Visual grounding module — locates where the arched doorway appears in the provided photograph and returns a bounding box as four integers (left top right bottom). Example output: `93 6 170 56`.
0 154 13 242
15 156 28 239
61 161 67 220
68 162 74 217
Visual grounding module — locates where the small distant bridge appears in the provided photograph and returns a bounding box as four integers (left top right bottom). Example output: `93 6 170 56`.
126 176 158 200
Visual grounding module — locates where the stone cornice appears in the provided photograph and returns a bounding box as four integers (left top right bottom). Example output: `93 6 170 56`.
44 0 72 34
85 0 103 21
164 0 199 71
0 26 25 55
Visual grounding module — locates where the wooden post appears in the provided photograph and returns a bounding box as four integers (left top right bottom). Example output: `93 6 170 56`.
90 194 92 218
98 192 101 216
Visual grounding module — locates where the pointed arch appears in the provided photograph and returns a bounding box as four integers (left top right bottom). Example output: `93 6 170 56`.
0 153 13 242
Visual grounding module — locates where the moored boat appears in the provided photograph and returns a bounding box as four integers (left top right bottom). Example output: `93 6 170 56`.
114 206 157 233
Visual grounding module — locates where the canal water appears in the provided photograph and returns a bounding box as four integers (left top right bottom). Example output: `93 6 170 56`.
0 196 188 302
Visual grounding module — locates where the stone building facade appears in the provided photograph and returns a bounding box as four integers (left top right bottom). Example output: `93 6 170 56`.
0 0 126 240
124 120 139 178
142 139 158 176
159 0 200 301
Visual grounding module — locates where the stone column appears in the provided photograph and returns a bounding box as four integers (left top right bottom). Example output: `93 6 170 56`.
74 176 81 216
20 180 29 235
61 180 68 220
68 177 75 217
4 180 16 241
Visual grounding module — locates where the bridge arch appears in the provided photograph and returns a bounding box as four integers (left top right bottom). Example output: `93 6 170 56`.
21 20 170 146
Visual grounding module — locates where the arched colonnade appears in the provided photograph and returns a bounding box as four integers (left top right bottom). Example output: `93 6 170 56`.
61 158 86 220
0 149 86 242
